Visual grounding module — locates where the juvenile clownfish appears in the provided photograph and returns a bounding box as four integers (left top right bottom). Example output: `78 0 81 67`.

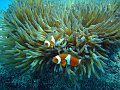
44 32 60 48
44 36 55 48
52 53 82 67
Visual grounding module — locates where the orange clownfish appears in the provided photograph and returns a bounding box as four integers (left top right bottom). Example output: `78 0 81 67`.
44 33 60 48
52 53 82 67
44 36 55 48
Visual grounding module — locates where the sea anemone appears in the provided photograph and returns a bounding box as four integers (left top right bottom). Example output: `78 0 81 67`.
0 0 120 79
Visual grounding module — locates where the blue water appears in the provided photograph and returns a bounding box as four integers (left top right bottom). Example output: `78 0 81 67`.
0 0 11 11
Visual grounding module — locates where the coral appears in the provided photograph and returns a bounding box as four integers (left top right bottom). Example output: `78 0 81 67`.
0 0 120 80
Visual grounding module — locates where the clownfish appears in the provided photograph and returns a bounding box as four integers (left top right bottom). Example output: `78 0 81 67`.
44 36 55 48
52 53 82 67
44 32 60 48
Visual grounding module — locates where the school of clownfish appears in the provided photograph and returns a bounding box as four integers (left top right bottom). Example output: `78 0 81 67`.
44 35 82 67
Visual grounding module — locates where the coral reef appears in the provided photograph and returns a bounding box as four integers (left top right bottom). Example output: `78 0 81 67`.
0 63 120 90
0 0 120 81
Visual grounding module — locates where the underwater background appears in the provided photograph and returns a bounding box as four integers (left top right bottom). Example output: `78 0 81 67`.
0 0 120 90
0 0 11 11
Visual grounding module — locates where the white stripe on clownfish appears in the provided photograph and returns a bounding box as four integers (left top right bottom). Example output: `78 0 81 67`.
55 55 61 64
78 59 82 64
51 35 55 43
44 40 50 47
65 54 71 65
65 54 82 66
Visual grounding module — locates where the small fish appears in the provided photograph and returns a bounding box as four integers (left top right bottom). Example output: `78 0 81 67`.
44 36 55 48
44 32 60 48
52 53 82 67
